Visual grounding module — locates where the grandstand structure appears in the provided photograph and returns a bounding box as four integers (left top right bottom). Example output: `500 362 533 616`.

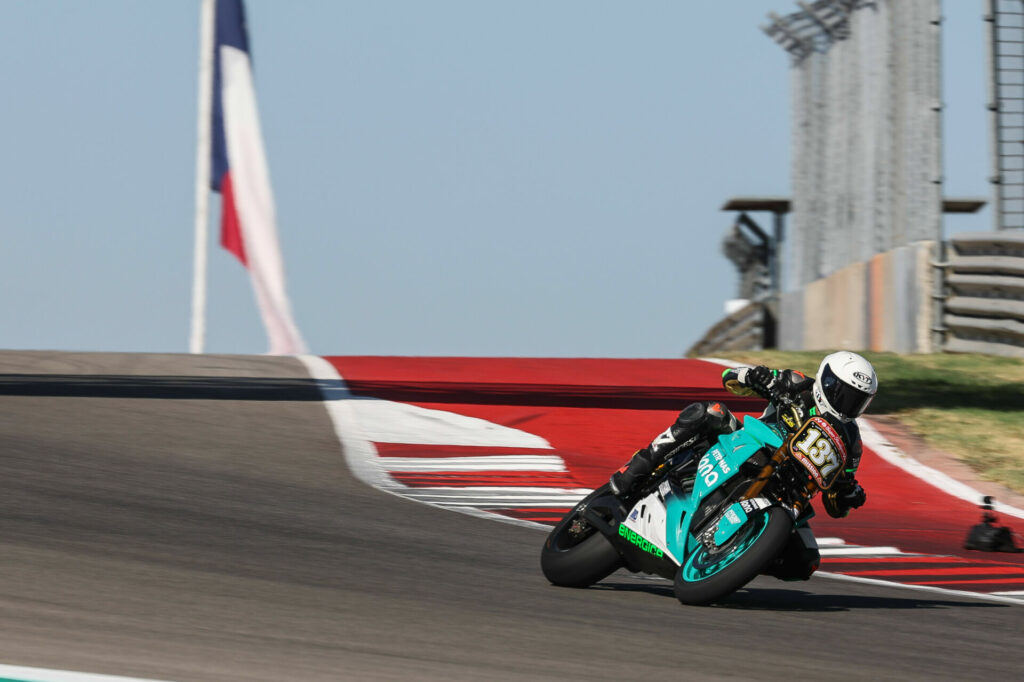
691 0 1024 358
764 0 942 291
988 0 1024 230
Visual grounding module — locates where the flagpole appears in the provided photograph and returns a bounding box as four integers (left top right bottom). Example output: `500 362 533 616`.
190 0 216 354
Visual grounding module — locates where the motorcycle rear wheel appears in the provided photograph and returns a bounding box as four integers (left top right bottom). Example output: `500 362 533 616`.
541 486 623 588
673 506 790 606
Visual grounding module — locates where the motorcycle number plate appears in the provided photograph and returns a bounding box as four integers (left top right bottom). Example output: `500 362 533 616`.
788 417 847 490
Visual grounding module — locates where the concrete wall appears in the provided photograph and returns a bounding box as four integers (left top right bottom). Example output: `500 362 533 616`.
779 241 936 352
804 260 869 350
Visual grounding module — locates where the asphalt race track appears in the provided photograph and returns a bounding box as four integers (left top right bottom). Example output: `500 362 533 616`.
0 352 1021 681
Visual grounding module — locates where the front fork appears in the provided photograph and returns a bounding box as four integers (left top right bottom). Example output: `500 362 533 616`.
739 446 816 515
739 447 785 500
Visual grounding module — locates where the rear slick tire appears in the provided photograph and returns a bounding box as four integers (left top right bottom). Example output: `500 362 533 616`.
542 532 623 588
673 507 791 606
541 487 623 588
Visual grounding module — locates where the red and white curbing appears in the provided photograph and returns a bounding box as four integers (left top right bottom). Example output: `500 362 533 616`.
298 355 588 529
816 537 916 558
299 355 1024 605
859 419 1024 520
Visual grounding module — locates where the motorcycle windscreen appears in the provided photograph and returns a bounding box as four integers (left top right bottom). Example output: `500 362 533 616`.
787 416 848 490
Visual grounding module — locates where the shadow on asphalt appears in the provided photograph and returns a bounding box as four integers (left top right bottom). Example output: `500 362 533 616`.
716 587 1009 611
592 581 1008 612
0 374 340 402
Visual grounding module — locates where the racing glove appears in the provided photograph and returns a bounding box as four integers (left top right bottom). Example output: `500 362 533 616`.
823 482 866 518
745 365 779 401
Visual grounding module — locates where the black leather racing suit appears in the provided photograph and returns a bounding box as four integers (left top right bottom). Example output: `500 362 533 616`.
612 366 867 518
721 366 866 519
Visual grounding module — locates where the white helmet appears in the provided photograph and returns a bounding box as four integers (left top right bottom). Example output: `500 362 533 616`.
812 351 877 423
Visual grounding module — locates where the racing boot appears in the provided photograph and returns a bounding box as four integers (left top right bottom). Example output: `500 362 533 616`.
609 401 739 502
608 447 659 501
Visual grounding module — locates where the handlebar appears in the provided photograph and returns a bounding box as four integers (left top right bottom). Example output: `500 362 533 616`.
768 388 794 408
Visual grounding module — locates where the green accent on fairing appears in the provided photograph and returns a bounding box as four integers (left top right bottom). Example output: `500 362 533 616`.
618 523 664 558
681 509 772 583
810 406 817 416
713 502 750 545
721 368 731 378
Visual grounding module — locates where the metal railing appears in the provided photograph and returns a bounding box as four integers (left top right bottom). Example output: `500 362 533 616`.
986 0 1024 230
686 301 772 357
940 231 1024 358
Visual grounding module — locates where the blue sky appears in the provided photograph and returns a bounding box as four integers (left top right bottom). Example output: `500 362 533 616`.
0 1 993 357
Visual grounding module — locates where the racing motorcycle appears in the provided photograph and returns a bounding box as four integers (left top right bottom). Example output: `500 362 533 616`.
540 405 845 605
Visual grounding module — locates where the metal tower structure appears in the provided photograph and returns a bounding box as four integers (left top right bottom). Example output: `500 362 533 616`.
987 0 1024 230
763 0 943 290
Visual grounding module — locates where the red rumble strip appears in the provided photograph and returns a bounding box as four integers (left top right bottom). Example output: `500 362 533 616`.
320 356 1024 602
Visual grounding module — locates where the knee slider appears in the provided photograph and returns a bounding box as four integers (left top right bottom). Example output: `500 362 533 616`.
703 401 738 434
674 402 708 431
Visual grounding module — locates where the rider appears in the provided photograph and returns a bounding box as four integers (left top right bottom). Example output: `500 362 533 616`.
609 351 877 521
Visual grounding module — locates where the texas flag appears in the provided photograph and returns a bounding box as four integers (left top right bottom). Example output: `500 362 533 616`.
210 0 306 354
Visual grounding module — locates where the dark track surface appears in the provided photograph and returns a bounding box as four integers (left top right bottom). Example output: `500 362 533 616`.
0 352 1021 681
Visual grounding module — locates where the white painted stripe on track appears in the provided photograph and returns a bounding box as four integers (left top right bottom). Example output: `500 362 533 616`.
819 546 909 557
858 419 1024 520
401 487 592 507
817 537 930 557
381 455 567 472
296 356 555 531
815 537 845 546
814 571 1024 606
345 398 552 449
297 356 393 491
699 357 745 367
0 664 170 682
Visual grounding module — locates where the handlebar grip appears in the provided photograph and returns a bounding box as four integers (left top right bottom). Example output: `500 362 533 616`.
769 389 793 407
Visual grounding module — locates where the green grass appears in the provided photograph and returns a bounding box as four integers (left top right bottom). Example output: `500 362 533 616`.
708 351 1024 494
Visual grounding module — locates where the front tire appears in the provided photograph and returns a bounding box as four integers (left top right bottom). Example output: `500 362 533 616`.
673 507 791 605
541 486 623 588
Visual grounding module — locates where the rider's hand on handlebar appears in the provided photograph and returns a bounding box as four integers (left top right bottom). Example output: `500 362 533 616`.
839 484 866 510
746 366 779 401
824 482 866 517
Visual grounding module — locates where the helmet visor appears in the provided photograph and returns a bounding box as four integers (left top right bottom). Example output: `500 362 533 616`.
820 365 874 419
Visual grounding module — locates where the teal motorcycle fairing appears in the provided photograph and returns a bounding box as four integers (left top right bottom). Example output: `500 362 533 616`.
545 409 833 602
625 414 787 565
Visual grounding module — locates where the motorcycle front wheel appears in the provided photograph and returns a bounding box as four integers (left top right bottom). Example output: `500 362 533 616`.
540 485 624 588
673 506 791 605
